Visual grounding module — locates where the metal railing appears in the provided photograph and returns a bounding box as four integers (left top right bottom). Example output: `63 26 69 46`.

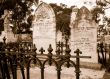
0 38 91 79
97 42 110 66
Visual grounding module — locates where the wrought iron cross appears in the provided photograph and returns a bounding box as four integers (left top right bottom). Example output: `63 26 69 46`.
56 41 66 55
73 49 91 79
39 47 45 54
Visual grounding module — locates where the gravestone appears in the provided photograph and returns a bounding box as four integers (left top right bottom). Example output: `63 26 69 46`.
33 2 56 53
3 10 17 43
70 6 100 69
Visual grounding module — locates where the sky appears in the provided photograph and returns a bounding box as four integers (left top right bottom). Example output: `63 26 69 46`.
42 0 96 9
39 0 110 17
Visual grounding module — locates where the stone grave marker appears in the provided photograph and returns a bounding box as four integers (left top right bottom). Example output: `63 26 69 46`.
70 6 100 69
3 10 17 43
33 2 56 54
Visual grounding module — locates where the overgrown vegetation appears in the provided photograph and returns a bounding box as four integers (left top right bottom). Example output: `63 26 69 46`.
0 0 36 34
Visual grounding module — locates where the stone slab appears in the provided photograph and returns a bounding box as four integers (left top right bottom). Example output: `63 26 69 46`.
33 2 56 54
70 6 98 63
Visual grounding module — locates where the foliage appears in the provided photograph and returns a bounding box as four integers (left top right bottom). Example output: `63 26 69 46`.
0 0 37 34
91 1 110 25
91 1 110 43
50 3 72 36
91 6 104 23
0 0 32 17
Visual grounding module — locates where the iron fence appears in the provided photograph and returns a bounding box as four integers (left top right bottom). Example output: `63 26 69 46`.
0 38 91 79
97 42 110 67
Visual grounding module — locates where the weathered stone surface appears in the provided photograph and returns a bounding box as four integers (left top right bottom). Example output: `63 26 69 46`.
33 2 56 53
70 6 98 63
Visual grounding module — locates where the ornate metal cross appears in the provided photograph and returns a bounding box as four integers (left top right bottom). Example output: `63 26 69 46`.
73 49 91 79
39 47 45 54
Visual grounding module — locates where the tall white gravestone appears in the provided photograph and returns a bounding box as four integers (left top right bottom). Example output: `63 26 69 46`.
70 7 99 67
33 2 56 53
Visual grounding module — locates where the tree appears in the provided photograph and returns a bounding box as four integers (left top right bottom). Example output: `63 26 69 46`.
91 0 110 39
91 6 104 23
50 3 72 37
0 0 38 34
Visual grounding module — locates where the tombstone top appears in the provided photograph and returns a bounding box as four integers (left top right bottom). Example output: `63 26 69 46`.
72 6 96 28
76 6 92 21
33 2 56 23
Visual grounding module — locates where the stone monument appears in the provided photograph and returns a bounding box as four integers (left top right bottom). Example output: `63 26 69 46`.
33 2 56 53
70 6 101 69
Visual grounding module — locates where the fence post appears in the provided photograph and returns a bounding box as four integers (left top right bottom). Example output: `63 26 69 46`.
47 44 53 66
57 67 61 79
27 64 30 79
12 55 17 79
74 49 82 79
26 55 30 79
32 44 37 64
41 66 44 79
0 59 6 79
65 45 71 67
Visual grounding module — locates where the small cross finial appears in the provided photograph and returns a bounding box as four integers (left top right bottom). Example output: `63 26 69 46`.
3 36 6 44
74 49 82 54
57 41 61 47
32 44 37 52
39 47 45 54
48 44 53 53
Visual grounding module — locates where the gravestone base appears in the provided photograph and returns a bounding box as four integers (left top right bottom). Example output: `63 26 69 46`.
80 62 102 70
